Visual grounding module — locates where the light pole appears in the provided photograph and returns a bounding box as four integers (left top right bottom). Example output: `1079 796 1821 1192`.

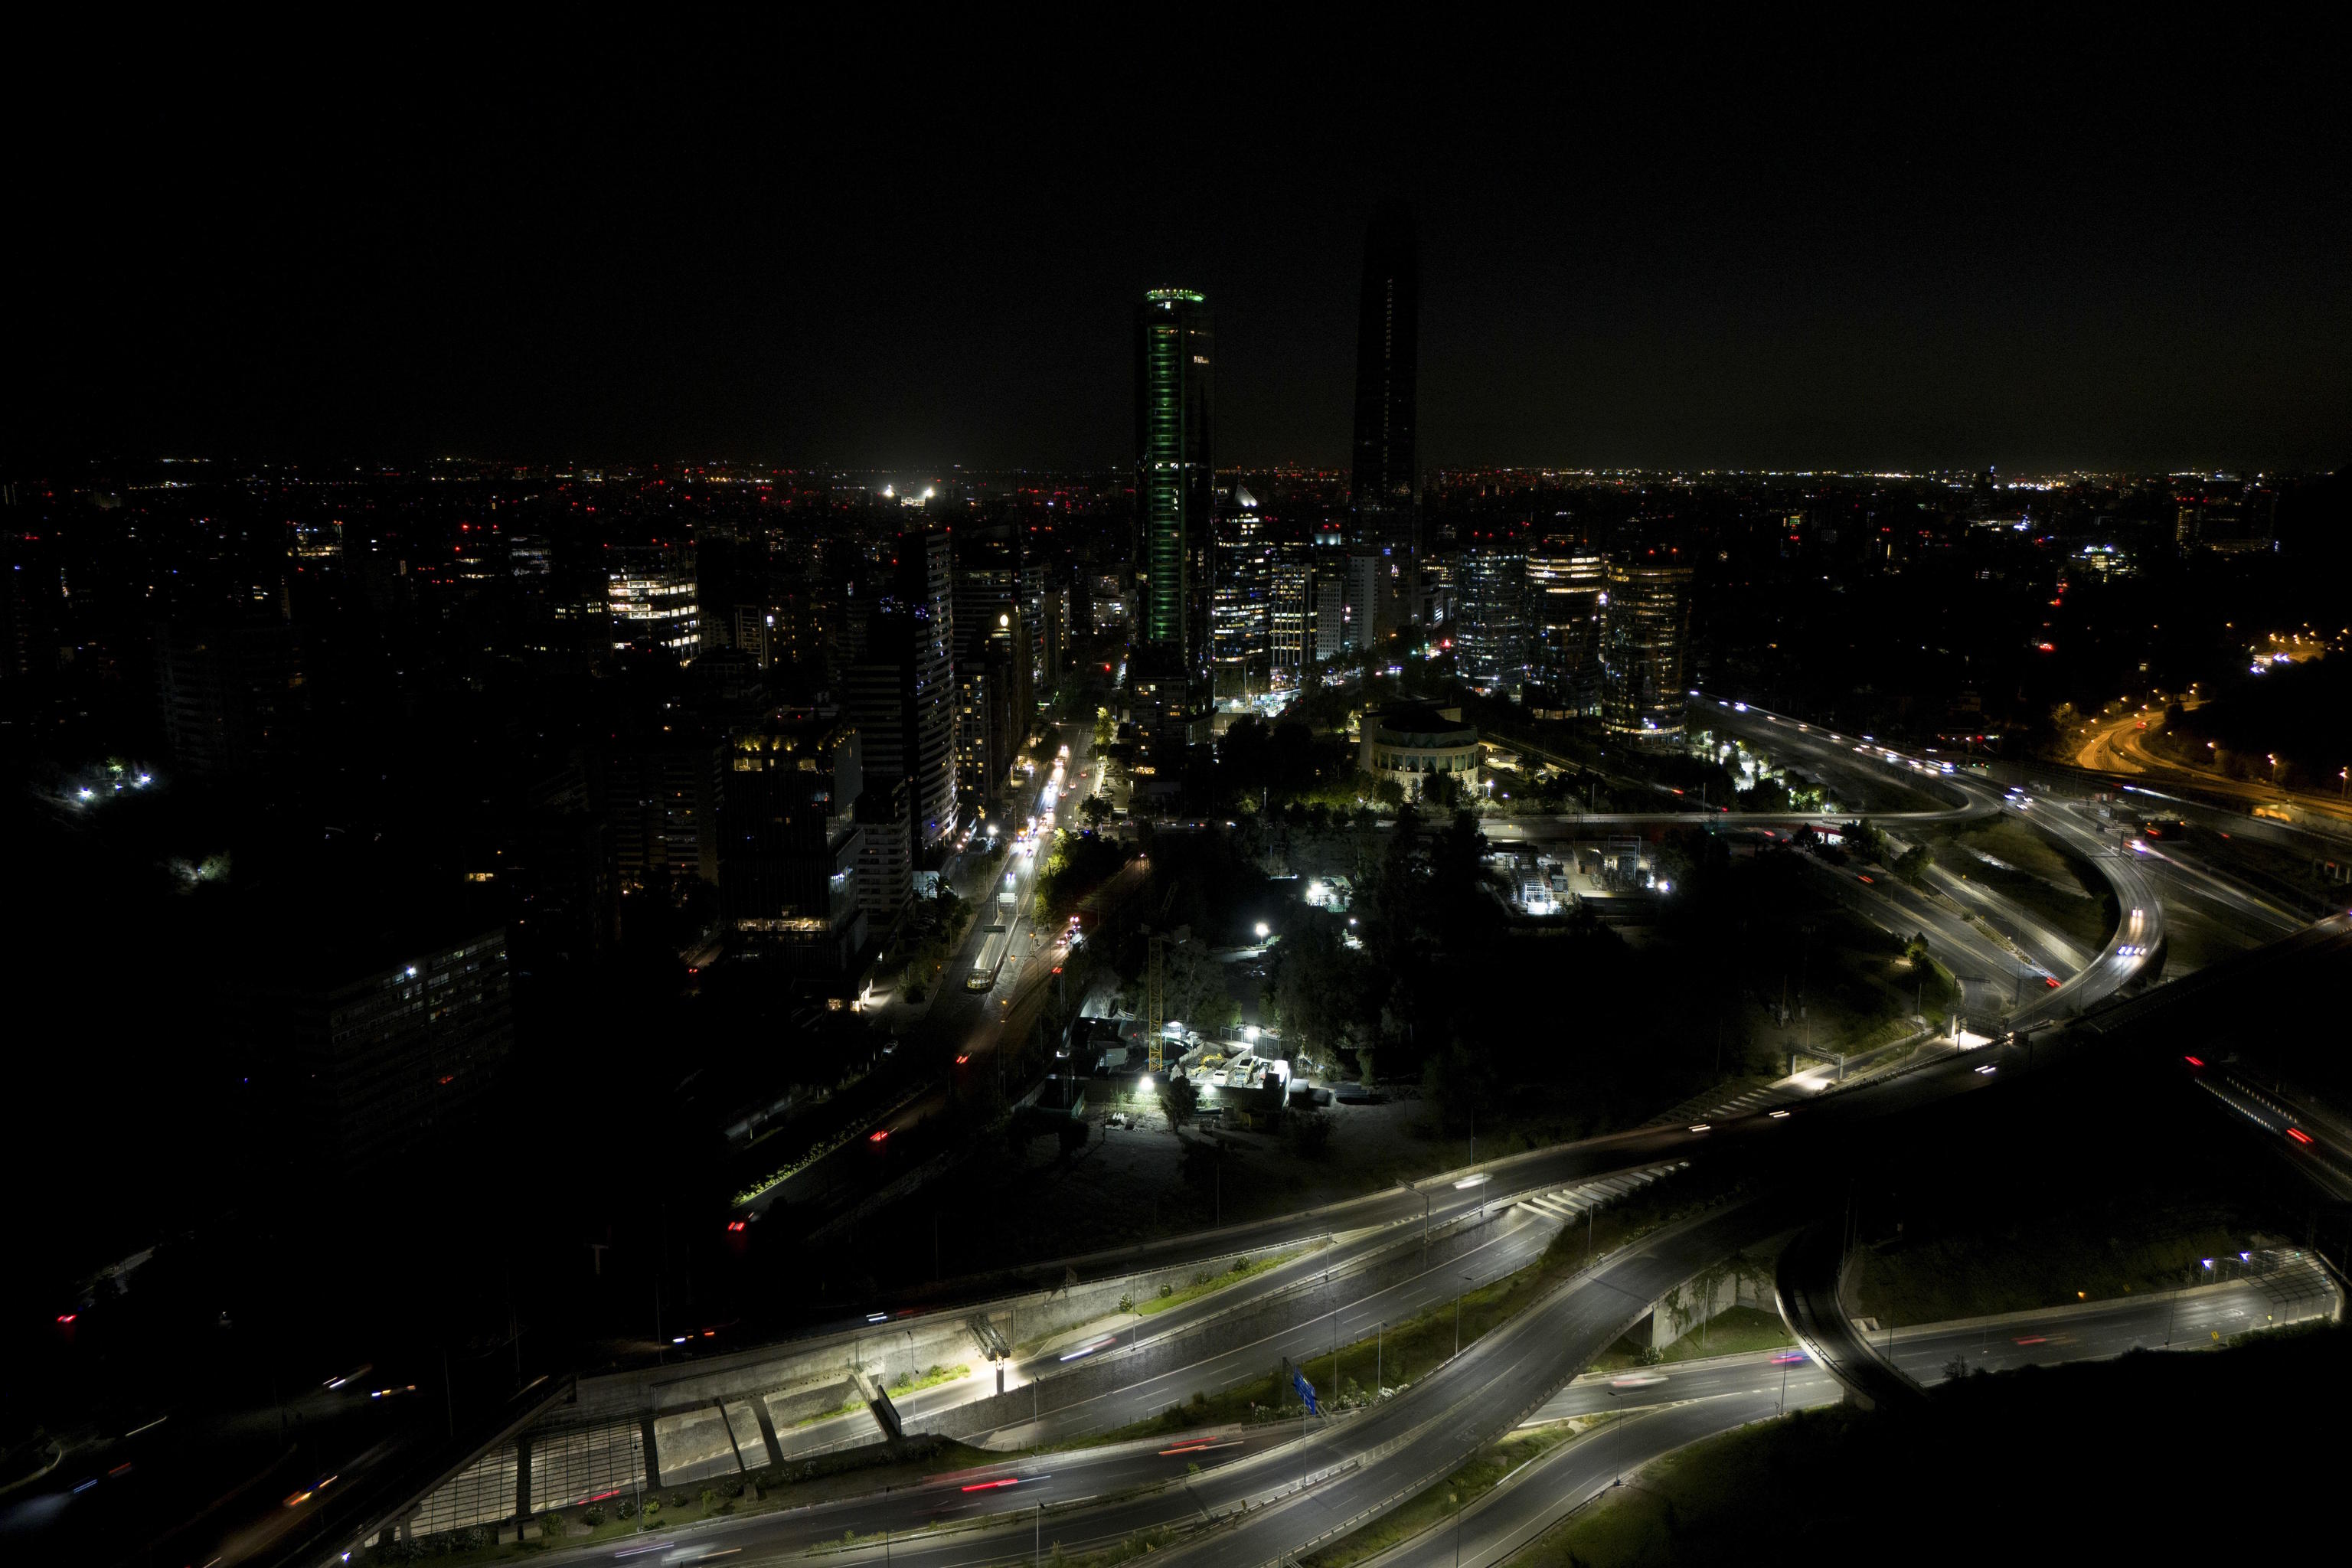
1377 1321 1383 1393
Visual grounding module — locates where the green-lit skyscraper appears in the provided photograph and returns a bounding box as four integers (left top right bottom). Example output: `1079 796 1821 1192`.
1133 287 1214 720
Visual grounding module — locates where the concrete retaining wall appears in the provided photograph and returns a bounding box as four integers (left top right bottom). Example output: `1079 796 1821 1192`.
565 1235 1322 1429
763 1380 854 1429
907 1204 1526 1444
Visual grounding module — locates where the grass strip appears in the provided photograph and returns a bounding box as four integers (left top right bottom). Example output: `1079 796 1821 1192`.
1299 1424 1584 1568
883 1363 972 1397
1133 1250 1299 1316
1054 1168 1753 1451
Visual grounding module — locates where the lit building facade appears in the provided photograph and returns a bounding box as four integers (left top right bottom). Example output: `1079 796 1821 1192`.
1527 542 1606 714
1454 539 1527 696
1211 503 1272 695
1269 541 1314 686
1133 287 1214 718
606 544 700 661
723 710 867 970
1601 555 1694 742
1359 702 1478 799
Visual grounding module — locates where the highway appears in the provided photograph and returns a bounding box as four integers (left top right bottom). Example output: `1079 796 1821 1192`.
339 696 2352 1568
2073 706 2352 829
1707 701 2170 1027
1379 1269 2340 1568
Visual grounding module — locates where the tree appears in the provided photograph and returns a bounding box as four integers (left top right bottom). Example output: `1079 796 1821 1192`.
1895 842 1935 888
1081 793 1112 827
1093 706 1115 750
1161 939 1239 1038
1159 1073 1200 1131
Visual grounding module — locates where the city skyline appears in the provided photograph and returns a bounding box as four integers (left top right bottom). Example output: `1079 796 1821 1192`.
8 27 2350 1568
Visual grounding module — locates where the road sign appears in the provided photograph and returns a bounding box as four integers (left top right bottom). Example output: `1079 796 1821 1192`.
1291 1367 1318 1415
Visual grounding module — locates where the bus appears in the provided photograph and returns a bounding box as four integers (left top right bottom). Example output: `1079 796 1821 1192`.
967 923 1011 991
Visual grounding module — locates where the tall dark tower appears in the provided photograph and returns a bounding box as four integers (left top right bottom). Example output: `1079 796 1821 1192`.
1133 287 1214 722
1350 202 1419 635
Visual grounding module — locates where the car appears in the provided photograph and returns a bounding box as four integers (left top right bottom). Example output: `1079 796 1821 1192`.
1769 1350 1808 1365
1608 1372 1668 1393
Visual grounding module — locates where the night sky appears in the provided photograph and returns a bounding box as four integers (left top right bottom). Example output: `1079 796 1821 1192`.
10 29 2347 473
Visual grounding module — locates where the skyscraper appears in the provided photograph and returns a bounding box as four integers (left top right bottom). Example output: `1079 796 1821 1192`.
155 616 305 779
1211 495 1273 697
1601 554 1694 743
1455 535 1529 696
722 710 867 970
1349 203 1419 637
240 920 512 1180
1527 538 1607 714
606 543 701 661
1134 287 1214 720
851 529 958 860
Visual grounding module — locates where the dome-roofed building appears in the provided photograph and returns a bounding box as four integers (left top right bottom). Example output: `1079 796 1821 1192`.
1359 701 1479 799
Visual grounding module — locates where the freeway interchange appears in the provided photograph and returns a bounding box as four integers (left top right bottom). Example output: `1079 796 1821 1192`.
340 699 2352 1568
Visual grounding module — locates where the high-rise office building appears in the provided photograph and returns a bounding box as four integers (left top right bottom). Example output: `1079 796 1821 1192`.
854 776 913 923
1527 541 1606 714
1211 499 1273 697
1312 573 1346 664
155 616 305 779
1133 287 1214 720
1601 554 1694 743
955 663 993 809
596 724 727 887
953 522 1031 717
1350 203 1420 637
606 543 700 661
240 921 512 1180
1343 553 1380 652
1269 539 1314 688
891 528 958 849
1419 551 1455 628
1455 537 1529 696
722 710 867 971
